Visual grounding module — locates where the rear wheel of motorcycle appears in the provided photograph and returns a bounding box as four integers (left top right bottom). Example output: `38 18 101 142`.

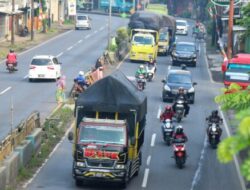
177 117 182 123
166 139 171 146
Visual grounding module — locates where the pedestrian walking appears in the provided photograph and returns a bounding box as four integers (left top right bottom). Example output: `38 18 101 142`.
56 75 66 104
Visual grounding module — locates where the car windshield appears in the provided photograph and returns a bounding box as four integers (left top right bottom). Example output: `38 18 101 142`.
159 33 168 41
78 125 126 145
77 16 87 20
31 58 52 66
228 63 250 71
168 73 192 84
133 36 154 45
176 44 195 52
177 21 187 26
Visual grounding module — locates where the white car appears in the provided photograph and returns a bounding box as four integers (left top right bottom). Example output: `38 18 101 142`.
176 20 188 35
75 14 91 30
28 55 62 82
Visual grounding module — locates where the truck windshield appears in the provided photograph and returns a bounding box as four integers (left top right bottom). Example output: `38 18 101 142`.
133 36 154 45
79 125 126 145
159 33 168 41
228 63 250 71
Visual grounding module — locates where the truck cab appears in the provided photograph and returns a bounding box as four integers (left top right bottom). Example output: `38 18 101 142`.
222 54 250 88
158 27 170 55
130 29 159 62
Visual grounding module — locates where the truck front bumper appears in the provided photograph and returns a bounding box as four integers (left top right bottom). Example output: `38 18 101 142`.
73 167 126 182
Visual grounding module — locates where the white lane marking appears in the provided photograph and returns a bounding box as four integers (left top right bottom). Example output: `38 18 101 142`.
99 26 105 31
126 76 136 81
146 155 151 166
142 168 150 188
22 122 74 188
168 65 171 70
190 135 208 190
0 87 12 95
78 39 83 43
150 133 156 147
84 34 91 39
57 52 63 57
157 105 162 119
94 30 98 34
23 74 29 79
117 53 129 69
219 107 247 190
67 46 73 51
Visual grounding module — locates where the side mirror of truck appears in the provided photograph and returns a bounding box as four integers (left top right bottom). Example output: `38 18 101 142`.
68 131 74 141
131 137 136 146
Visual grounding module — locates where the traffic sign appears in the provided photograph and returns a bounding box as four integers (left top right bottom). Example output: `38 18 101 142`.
211 0 241 6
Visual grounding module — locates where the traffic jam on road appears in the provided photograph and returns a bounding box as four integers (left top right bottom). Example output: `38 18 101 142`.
0 4 248 190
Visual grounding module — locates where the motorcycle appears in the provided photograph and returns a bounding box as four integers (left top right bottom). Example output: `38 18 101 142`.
6 62 17 73
72 80 87 99
207 122 221 149
146 64 156 82
174 99 185 123
161 119 174 146
136 74 146 91
173 140 187 169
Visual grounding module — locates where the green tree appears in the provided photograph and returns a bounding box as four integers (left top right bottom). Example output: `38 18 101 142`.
215 83 250 180
237 3 250 37
40 0 48 33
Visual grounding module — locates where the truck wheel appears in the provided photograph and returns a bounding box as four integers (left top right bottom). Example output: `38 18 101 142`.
134 152 142 176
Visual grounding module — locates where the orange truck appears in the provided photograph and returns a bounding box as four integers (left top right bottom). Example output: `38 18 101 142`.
222 54 250 88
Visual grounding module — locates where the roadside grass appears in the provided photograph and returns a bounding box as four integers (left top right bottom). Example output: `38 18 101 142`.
17 103 74 185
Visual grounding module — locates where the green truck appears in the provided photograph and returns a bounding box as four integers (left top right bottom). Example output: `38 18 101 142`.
68 70 147 187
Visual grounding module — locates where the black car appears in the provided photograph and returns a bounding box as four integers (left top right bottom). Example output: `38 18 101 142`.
162 69 197 104
171 42 198 67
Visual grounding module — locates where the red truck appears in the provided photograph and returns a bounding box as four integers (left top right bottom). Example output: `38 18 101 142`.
221 53 250 88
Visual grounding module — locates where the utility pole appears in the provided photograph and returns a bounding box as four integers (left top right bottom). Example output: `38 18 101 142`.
227 0 234 59
11 0 15 45
108 0 111 51
31 0 34 40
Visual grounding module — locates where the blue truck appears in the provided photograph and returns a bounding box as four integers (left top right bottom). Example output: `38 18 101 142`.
100 0 133 13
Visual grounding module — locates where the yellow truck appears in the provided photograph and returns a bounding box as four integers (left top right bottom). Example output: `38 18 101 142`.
130 29 159 62
158 28 170 55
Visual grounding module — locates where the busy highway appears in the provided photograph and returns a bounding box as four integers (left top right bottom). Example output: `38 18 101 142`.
19 15 243 190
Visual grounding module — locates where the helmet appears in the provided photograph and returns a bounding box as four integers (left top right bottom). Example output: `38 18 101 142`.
212 110 218 117
176 125 183 134
165 105 171 112
178 87 185 94
149 58 154 63
79 71 84 76
139 65 144 69
9 49 14 53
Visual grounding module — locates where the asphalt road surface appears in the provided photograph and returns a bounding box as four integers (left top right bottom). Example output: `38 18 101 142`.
0 14 127 141
18 16 242 190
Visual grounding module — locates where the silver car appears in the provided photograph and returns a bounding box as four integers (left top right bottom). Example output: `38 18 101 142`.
75 14 91 30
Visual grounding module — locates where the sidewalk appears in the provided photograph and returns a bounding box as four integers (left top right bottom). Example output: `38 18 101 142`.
0 22 74 61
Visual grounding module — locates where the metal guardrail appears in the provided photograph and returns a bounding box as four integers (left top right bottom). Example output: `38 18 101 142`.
0 111 40 162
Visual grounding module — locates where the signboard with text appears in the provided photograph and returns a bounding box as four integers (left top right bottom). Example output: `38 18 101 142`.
68 0 76 16
211 0 241 6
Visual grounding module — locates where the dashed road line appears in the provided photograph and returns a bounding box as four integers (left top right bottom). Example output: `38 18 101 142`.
142 168 150 188
157 105 162 119
146 155 151 166
0 87 12 95
78 39 83 43
23 74 29 79
57 52 63 57
150 133 156 147
99 26 105 31
94 30 98 34
84 34 91 39
67 46 73 51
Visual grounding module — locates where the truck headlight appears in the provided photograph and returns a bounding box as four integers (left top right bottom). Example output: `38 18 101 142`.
164 85 170 91
76 162 86 167
188 87 194 93
115 164 125 169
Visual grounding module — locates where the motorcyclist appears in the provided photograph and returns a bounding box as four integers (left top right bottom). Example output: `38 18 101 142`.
172 87 190 117
6 49 17 69
74 71 88 91
135 65 147 78
160 105 175 121
172 125 188 144
206 110 223 140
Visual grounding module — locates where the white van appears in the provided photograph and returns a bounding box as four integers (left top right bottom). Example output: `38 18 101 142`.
75 14 91 30
176 20 188 35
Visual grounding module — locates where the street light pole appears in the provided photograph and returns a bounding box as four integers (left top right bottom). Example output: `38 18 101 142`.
11 0 15 45
31 0 34 40
227 0 234 59
108 0 111 51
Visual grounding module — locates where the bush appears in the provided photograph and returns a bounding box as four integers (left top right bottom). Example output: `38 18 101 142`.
115 27 129 48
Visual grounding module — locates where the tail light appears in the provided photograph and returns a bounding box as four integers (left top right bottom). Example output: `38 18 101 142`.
47 66 55 70
177 152 183 157
30 65 36 69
